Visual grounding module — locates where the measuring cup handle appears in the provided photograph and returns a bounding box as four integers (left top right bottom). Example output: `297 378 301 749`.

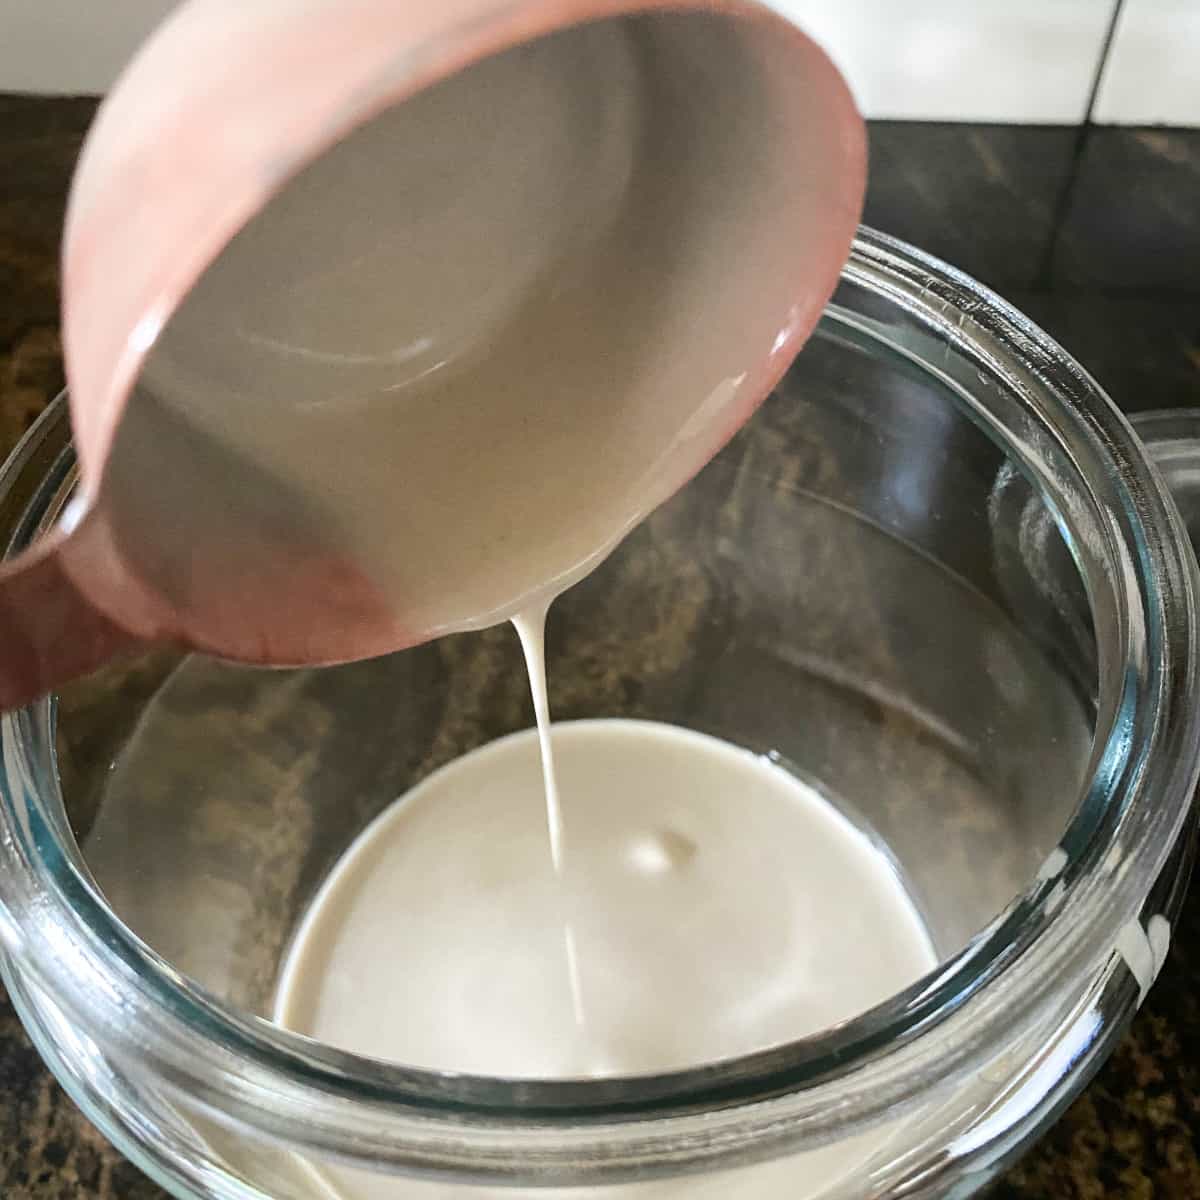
0 524 155 713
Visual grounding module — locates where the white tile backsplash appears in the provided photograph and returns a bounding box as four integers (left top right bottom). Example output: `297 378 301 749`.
772 0 1117 122
1094 0 1200 126
0 0 175 94
8 0 1189 128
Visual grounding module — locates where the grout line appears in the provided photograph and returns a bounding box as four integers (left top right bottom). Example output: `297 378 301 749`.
1034 0 1129 287
1033 0 1128 288
1083 0 1127 125
1033 135 1085 289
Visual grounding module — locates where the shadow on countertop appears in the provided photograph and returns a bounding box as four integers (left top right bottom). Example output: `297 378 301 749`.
0 95 1198 1199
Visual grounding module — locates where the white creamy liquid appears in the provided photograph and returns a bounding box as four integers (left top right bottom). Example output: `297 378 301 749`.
274 718 936 1196
100 15 927 1193
512 605 588 1031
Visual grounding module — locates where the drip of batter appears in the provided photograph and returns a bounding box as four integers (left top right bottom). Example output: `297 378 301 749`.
513 603 587 1032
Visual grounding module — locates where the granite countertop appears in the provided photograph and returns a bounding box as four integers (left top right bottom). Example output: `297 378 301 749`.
1 95 1198 1199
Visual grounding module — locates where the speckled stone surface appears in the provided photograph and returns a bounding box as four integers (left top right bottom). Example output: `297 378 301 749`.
1 97 1199 1198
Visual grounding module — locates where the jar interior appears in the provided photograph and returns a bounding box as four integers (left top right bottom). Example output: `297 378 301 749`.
49 284 1097 1080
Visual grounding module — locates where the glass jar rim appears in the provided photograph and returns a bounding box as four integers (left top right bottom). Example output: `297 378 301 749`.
1 228 1197 1186
1132 408 1200 461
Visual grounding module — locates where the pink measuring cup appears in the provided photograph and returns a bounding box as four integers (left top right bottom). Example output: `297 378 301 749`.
0 0 864 711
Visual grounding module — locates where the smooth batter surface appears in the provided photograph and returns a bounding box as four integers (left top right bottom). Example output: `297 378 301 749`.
275 719 935 1079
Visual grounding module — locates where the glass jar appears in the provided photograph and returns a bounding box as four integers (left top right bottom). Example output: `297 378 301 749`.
0 229 1197 1200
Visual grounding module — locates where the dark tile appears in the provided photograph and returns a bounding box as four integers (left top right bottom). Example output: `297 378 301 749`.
864 122 1077 291
0 95 97 268
0 96 96 453
1004 289 1200 412
1051 127 1200 293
